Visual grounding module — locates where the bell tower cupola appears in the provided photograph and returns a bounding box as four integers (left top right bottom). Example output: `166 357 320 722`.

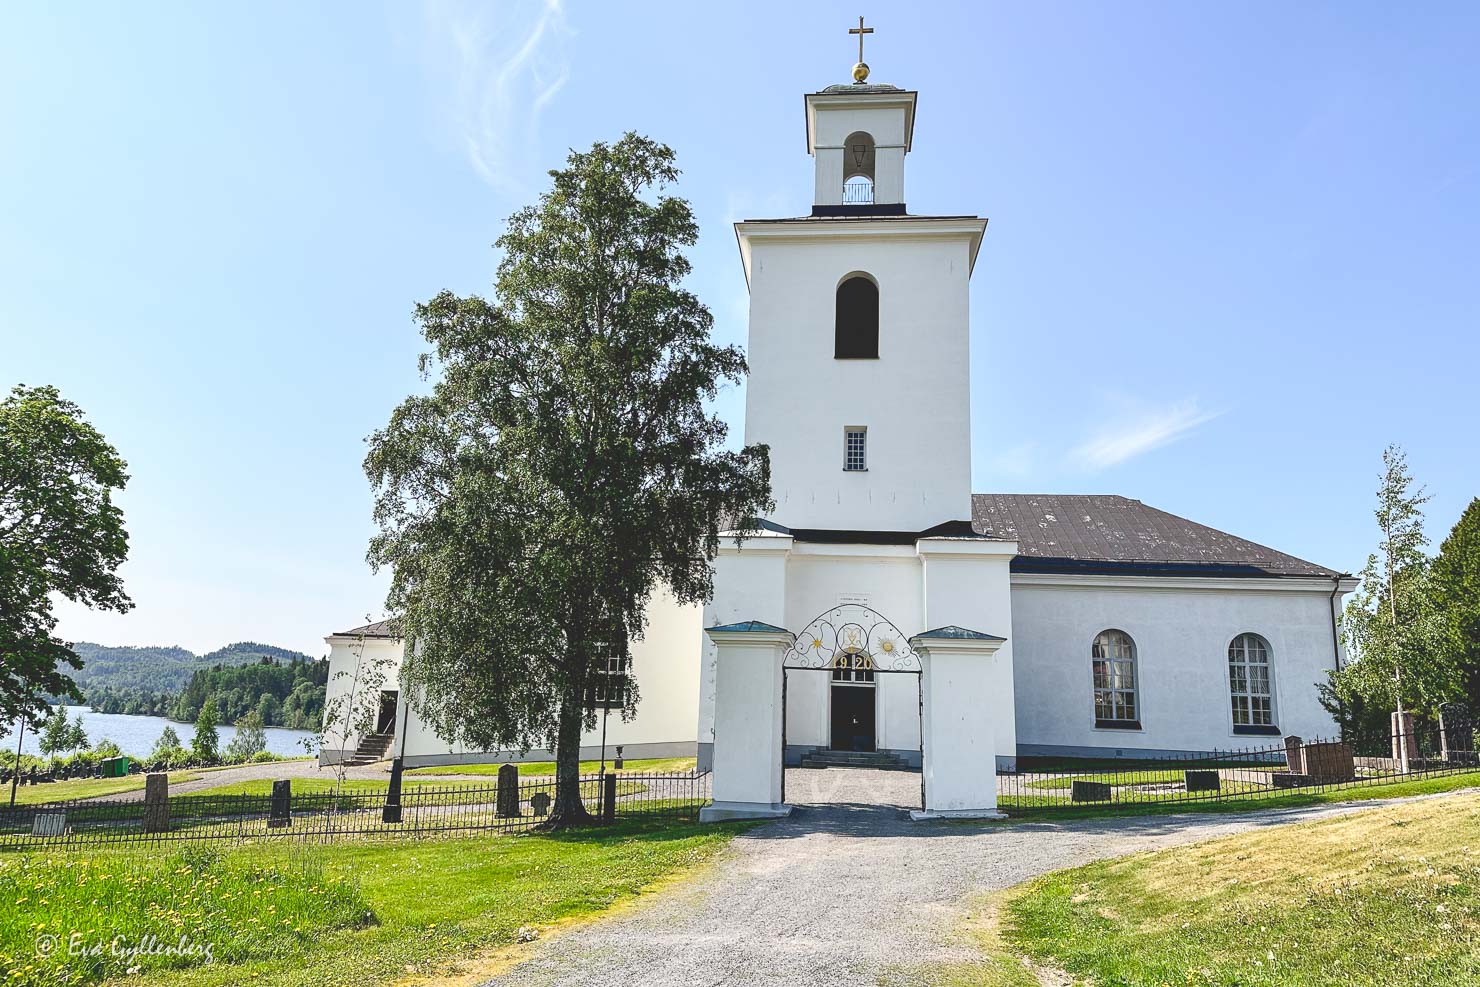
806 17 917 217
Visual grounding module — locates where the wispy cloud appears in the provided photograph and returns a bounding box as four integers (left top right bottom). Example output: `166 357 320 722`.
420 0 570 197
1070 399 1222 471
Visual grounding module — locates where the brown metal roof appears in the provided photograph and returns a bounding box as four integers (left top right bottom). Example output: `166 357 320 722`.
333 619 399 639
972 494 1341 579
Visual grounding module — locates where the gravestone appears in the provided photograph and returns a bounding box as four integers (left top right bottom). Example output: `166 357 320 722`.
267 779 292 829
382 757 403 824
1184 770 1221 793
32 811 66 837
496 764 521 818
530 791 551 816
1070 780 1112 803
1301 741 1355 783
1284 735 1306 775
601 771 617 824
142 772 169 833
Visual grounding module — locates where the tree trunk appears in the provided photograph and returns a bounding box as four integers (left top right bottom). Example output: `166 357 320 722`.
547 684 593 828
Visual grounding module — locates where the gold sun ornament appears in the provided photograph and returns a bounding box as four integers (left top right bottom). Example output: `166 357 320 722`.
812 637 824 650
880 638 895 654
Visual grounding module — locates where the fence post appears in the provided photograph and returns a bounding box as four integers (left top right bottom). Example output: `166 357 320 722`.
382 757 403 823
142 773 169 833
496 763 520 818
602 771 617 824
268 779 292 828
1391 711 1415 773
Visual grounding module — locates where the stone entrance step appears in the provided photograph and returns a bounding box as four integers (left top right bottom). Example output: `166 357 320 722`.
799 750 912 771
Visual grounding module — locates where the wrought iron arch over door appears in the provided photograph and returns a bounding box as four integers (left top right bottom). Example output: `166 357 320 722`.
780 603 924 808
782 603 921 673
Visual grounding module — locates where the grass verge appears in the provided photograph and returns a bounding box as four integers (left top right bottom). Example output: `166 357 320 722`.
3 773 201 807
1000 770 1480 819
932 790 1480 986
3 818 747 987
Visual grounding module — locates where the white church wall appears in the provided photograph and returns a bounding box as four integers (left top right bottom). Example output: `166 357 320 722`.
740 227 977 531
1009 575 1345 758
918 541 1019 770
699 536 792 768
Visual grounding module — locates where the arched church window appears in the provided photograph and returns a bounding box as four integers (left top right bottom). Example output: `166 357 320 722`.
835 274 879 359
1228 633 1277 734
1092 629 1140 729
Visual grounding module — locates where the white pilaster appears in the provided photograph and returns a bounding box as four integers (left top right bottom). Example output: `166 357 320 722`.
700 623 795 822
910 629 1008 820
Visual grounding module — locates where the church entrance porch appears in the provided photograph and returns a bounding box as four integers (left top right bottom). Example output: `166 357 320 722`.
781 605 924 811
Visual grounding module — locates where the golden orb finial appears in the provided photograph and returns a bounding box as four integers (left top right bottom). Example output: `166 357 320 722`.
848 16 874 84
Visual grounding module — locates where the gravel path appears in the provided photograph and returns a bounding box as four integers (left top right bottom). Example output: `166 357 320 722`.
481 767 1451 987
89 759 392 802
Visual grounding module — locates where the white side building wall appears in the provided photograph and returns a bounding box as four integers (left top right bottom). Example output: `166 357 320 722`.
321 587 703 768
1009 575 1345 757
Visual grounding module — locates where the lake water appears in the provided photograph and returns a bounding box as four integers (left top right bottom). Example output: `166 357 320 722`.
1 706 315 760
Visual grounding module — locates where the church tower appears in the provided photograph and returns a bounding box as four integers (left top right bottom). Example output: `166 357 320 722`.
735 38 987 533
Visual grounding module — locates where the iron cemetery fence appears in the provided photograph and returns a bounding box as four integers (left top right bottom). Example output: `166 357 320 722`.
0 770 712 848
997 720 1479 812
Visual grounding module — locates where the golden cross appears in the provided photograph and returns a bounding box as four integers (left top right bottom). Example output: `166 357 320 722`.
849 15 874 64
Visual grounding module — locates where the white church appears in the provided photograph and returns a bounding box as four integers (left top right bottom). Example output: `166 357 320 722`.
323 47 1356 818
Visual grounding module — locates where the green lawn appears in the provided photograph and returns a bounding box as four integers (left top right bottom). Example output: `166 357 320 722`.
926 789 1480 986
1000 769 1480 817
406 756 697 777
3 772 200 807
2 818 748 987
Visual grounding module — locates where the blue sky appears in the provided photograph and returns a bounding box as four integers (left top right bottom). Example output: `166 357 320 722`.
3 2 1477 657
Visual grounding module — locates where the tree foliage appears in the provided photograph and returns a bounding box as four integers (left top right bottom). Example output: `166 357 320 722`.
191 697 221 764
365 134 771 823
0 385 131 727
1430 497 1480 713
1325 446 1460 741
224 710 268 761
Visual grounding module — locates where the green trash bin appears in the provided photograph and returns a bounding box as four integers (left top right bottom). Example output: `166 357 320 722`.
100 756 128 778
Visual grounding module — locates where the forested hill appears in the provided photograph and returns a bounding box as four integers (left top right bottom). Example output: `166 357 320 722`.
70 641 317 694
75 642 328 730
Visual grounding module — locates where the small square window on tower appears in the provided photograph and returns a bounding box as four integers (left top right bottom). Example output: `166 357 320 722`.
843 426 867 471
